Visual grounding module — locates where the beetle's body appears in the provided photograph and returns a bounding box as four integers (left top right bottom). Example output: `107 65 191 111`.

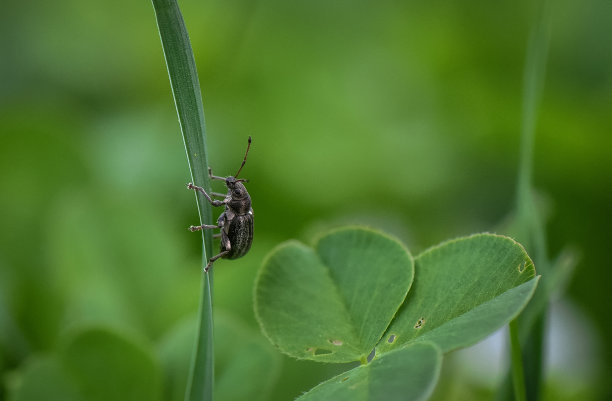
187 137 254 272
217 176 253 259
219 208 253 259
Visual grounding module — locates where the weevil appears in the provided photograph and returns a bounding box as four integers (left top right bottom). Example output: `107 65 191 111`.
187 136 253 272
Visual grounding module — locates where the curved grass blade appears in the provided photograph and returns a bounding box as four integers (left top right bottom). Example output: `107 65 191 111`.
151 1 214 400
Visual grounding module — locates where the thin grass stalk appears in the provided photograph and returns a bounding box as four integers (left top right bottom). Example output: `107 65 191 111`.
510 1 551 401
151 1 215 400
509 320 527 401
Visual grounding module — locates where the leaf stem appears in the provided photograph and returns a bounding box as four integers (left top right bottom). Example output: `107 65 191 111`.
509 319 527 401
185 273 214 401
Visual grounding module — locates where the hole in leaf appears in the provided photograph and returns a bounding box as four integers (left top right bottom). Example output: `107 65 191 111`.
314 348 332 356
366 348 376 363
414 317 426 329
387 334 396 343
328 339 343 346
518 261 526 273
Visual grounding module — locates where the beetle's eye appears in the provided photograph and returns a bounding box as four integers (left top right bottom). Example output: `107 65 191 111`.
233 189 241 196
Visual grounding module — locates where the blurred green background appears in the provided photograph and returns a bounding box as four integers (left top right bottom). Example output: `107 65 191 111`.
1 0 610 400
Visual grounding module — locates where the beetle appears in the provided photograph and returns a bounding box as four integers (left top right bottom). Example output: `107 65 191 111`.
187 136 253 272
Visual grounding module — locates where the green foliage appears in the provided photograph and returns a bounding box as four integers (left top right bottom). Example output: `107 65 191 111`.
255 228 414 363
10 314 279 401
214 314 281 401
2 0 609 399
297 343 441 401
158 312 281 401
10 327 162 401
61 328 162 401
255 227 539 398
9 357 80 401
378 234 538 354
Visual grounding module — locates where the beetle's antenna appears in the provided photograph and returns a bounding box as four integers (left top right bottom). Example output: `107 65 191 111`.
235 136 252 178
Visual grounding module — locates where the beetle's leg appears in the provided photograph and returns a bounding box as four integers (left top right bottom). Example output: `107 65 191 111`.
211 192 227 198
217 212 227 227
213 233 222 239
187 183 225 207
204 250 229 272
188 223 221 232
208 167 226 181
220 232 231 252
189 213 224 232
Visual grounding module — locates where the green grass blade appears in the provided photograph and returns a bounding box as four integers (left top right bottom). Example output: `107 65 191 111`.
515 0 551 263
185 275 214 401
151 1 214 401
151 0 214 242
509 320 527 401
509 2 552 401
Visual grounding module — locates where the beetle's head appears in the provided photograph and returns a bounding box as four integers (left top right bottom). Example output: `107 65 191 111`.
225 176 249 199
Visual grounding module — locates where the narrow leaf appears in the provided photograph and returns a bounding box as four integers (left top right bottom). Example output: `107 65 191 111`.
151 0 213 251
151 1 214 400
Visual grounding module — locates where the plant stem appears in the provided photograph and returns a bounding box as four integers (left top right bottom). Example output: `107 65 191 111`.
494 3 551 401
509 320 527 401
185 273 214 401
151 1 215 400
513 3 551 401
516 0 550 260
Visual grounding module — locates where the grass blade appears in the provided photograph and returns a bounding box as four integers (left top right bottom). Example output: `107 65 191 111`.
509 2 551 401
151 1 214 400
515 0 551 260
509 320 527 401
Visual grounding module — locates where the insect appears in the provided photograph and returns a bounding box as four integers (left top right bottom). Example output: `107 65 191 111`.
187 136 253 272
